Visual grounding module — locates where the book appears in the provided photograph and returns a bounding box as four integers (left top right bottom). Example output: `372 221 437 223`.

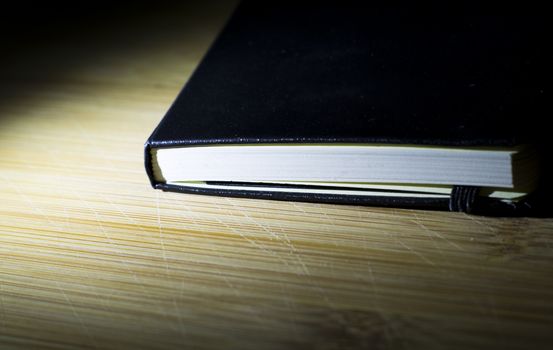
145 1 547 215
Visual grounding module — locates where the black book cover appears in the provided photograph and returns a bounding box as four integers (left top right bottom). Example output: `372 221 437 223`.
145 1 549 215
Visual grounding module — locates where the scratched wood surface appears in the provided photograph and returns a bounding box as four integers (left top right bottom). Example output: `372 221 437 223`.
1 2 552 349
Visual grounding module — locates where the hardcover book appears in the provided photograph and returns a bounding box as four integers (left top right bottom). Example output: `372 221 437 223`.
145 1 547 215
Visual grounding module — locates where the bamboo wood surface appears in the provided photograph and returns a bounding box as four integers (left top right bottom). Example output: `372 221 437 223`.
1 2 552 349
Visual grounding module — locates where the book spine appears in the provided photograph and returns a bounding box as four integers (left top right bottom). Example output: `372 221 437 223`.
144 141 157 188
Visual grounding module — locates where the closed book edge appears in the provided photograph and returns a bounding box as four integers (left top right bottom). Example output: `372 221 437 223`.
145 140 541 216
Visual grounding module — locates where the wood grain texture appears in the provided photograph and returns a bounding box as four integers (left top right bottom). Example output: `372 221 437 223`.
1 2 552 349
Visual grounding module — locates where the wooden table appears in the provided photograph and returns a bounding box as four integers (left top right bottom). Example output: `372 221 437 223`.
1 2 552 349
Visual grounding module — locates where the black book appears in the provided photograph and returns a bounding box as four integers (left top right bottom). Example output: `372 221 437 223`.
145 1 549 215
